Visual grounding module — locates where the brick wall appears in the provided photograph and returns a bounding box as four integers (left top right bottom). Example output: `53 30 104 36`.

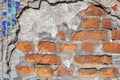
15 5 120 79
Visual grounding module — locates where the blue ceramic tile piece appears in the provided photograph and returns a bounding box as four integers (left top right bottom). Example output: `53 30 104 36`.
8 0 12 2
12 18 16 23
2 20 7 26
2 31 6 36
16 1 20 5
2 12 7 16
7 22 11 26
3 0 7 2
2 25 6 30
15 6 20 10
8 3 12 8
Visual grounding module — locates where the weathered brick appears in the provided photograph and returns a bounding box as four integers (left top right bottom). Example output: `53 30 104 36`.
117 0 120 2
57 67 67 76
112 30 120 40
112 4 118 11
25 54 61 65
36 67 54 78
100 68 119 78
16 42 34 52
70 30 108 41
68 69 74 76
60 43 78 53
82 18 100 28
81 42 99 52
74 55 112 66
38 41 56 52
57 30 66 40
79 68 98 78
16 66 34 75
80 5 107 16
103 42 120 53
102 18 113 29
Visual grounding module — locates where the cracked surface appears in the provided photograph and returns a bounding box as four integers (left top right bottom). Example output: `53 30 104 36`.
0 0 120 80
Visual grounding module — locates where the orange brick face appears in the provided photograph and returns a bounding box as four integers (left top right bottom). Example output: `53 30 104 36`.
102 18 113 29
68 69 74 76
100 68 119 78
81 42 99 52
57 67 67 76
80 5 107 16
36 67 54 78
82 18 100 28
112 30 120 40
103 42 120 53
16 66 34 75
79 68 98 78
70 30 108 41
57 30 66 40
60 43 78 53
38 41 56 52
74 55 112 66
25 54 61 65
16 42 34 52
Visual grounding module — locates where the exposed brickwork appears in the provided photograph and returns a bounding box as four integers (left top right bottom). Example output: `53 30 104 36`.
81 42 99 52
16 66 34 75
57 67 67 76
38 41 56 52
74 55 112 66
103 42 120 53
25 54 61 65
15 5 120 79
82 18 100 28
100 68 119 78
102 18 113 29
78 68 97 78
80 5 107 16
16 42 34 52
112 30 120 40
36 67 54 78
60 43 78 53
57 30 66 40
70 30 108 41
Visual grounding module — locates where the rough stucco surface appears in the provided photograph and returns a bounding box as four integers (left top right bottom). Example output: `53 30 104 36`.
0 0 120 80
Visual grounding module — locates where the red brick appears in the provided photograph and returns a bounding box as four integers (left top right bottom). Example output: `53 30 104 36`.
100 68 119 78
81 42 99 52
79 68 98 78
74 55 112 66
57 30 66 40
117 0 120 2
103 42 120 53
112 4 118 11
16 66 34 75
80 5 107 16
60 43 78 53
16 42 34 52
67 69 74 76
38 41 56 52
82 18 100 28
112 30 120 40
70 30 108 41
25 54 61 65
57 67 67 76
36 67 54 78
102 18 113 29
